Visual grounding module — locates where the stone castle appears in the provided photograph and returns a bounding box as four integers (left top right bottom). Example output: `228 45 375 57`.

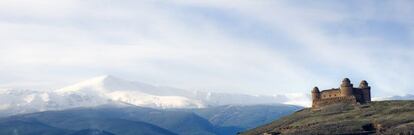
312 78 371 108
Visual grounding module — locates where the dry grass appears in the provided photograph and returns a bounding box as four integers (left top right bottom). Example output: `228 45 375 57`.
240 101 414 135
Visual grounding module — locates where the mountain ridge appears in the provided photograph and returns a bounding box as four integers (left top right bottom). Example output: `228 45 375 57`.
0 75 302 117
0 103 301 135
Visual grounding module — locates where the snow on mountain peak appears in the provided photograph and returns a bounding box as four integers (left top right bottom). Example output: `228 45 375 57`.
53 75 309 108
0 75 309 117
56 75 108 93
56 75 140 93
54 75 206 109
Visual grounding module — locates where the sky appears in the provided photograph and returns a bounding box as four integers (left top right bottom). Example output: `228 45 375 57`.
0 0 413 98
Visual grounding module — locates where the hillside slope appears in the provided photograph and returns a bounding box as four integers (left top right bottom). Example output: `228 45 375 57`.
0 117 176 135
188 104 302 129
241 101 414 135
175 104 302 134
0 119 69 135
10 106 211 135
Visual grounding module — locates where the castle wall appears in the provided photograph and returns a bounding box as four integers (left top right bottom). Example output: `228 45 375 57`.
360 88 371 102
319 89 341 99
313 96 357 108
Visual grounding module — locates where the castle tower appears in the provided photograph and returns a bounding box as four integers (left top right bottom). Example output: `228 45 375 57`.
359 80 369 88
359 80 371 102
311 87 320 108
311 87 320 100
340 78 353 96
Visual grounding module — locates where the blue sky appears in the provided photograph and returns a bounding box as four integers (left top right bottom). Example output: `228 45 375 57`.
0 0 413 98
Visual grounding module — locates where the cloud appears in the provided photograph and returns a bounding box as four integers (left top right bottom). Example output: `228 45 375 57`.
0 0 413 97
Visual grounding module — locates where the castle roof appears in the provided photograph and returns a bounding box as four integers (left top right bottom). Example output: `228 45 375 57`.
359 80 369 88
320 88 340 92
341 78 352 87
342 78 350 83
360 80 368 85
312 87 320 93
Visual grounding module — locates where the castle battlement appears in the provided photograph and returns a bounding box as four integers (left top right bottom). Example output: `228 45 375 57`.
312 78 371 108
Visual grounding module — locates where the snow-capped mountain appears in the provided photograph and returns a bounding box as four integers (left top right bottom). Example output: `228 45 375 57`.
0 75 304 116
55 75 296 108
0 88 118 116
57 75 191 96
56 75 205 108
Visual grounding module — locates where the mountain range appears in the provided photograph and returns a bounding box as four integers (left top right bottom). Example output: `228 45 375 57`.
0 75 305 117
0 75 304 135
0 103 301 135
0 75 411 134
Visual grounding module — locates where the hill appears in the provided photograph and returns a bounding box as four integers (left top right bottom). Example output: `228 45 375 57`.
175 104 302 134
67 129 115 135
0 116 176 135
241 101 414 135
0 119 69 135
187 104 302 129
7 106 209 135
0 104 300 135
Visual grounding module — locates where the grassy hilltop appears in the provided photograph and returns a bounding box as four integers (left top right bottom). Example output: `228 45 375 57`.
241 101 414 135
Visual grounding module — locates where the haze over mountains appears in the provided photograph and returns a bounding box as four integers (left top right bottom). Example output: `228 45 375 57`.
0 75 307 135
0 103 301 135
1 75 412 117
0 75 307 117
0 75 411 135
373 94 414 101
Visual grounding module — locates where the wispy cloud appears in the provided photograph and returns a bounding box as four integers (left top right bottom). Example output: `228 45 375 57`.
0 0 413 97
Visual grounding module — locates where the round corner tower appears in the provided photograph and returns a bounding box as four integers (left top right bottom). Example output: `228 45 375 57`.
359 80 371 102
340 78 353 96
359 80 369 89
311 86 320 100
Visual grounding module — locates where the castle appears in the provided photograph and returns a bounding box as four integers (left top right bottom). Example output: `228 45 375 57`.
312 78 371 108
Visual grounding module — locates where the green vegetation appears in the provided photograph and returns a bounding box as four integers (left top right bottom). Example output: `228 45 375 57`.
241 101 414 135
